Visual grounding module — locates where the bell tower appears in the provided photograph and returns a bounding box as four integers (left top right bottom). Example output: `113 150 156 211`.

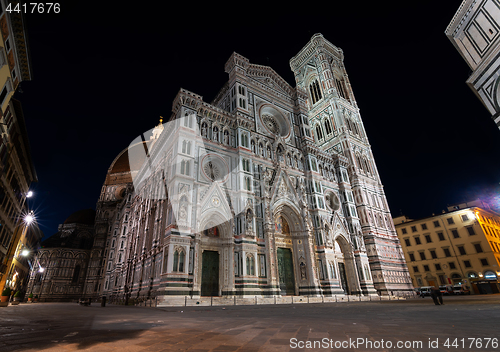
290 34 413 295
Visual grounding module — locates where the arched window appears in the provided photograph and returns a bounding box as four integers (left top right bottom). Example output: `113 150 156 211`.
72 265 80 283
324 119 332 135
336 77 348 100
186 141 191 155
173 249 185 272
309 79 323 104
246 254 255 276
245 177 251 191
241 133 248 147
356 155 363 171
182 140 187 154
180 160 190 176
362 157 371 174
345 118 353 132
315 125 323 141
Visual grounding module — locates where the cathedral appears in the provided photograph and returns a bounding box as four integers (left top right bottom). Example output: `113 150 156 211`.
29 34 413 302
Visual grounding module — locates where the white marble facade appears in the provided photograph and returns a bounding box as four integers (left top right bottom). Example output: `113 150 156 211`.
446 0 500 128
85 34 413 302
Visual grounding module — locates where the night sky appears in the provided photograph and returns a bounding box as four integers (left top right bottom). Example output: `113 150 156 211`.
17 2 500 239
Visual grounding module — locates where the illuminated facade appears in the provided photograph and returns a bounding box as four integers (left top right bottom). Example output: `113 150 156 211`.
394 202 500 294
84 34 412 303
0 3 36 294
31 34 413 302
445 0 500 129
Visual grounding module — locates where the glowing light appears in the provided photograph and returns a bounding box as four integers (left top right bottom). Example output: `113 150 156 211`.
21 249 29 257
26 191 33 198
38 267 45 273
24 212 34 225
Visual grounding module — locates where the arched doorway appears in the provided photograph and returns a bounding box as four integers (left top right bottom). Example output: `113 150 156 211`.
334 235 359 295
196 206 233 297
200 225 221 297
275 215 295 295
334 240 349 294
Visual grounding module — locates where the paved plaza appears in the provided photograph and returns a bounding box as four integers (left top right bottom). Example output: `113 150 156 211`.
1 295 500 352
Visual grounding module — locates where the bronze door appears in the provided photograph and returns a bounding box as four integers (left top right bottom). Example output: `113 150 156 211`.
201 250 219 296
338 262 349 294
277 248 295 295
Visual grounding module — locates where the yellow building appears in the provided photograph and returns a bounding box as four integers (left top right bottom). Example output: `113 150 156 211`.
394 201 500 294
0 6 36 295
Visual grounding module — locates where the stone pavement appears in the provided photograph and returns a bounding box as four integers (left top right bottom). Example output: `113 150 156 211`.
1 294 500 352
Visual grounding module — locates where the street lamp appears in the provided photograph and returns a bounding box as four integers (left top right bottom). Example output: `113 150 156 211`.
24 212 34 226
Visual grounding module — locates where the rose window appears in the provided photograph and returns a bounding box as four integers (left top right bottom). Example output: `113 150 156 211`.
262 114 280 135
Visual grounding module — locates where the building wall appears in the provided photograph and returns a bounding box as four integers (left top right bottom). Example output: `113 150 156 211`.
395 207 500 293
0 0 35 293
446 0 500 128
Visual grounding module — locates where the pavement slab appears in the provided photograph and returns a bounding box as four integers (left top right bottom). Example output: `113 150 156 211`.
0 294 500 351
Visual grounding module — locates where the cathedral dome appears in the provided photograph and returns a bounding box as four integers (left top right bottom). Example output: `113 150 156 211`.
104 141 150 186
63 209 96 225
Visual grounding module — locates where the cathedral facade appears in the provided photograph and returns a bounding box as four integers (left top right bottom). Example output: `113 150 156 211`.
32 34 412 302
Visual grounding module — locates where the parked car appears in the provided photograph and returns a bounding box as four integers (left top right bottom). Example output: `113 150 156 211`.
453 284 471 295
418 286 433 297
78 297 91 306
439 285 454 295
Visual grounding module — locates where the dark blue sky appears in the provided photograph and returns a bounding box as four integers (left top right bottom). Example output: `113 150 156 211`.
18 2 500 239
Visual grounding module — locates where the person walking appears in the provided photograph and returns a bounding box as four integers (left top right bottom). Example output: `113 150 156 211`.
430 286 443 305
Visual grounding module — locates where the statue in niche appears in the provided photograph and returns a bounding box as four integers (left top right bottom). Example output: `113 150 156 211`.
299 178 307 203
224 130 229 145
300 260 307 280
263 168 273 198
201 122 208 138
246 209 253 232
